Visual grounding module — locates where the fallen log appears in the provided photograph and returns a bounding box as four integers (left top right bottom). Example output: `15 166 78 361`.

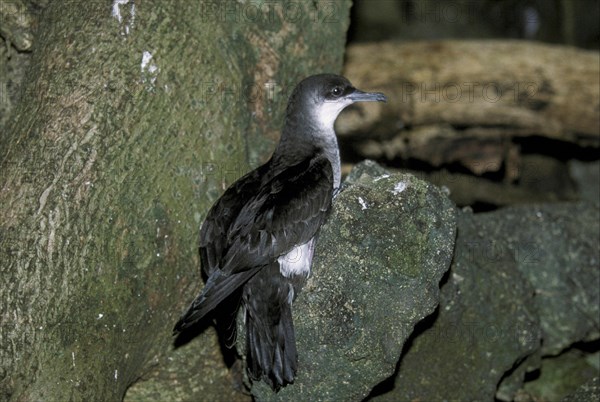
338 40 599 176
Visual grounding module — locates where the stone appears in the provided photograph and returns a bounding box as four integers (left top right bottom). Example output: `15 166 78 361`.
371 208 542 401
250 162 457 401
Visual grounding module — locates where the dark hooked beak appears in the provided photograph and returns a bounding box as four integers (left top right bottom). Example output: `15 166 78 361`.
347 89 387 103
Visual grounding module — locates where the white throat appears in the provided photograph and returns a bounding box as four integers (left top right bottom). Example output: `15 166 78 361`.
314 99 352 132
311 100 350 190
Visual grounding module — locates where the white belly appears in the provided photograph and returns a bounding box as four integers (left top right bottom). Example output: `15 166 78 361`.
278 239 315 278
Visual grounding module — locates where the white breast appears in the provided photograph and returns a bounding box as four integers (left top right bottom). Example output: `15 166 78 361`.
278 239 315 278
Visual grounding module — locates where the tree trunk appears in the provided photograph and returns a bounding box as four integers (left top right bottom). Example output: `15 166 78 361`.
0 1 351 400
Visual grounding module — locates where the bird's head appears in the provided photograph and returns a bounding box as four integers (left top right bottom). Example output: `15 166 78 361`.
285 74 387 132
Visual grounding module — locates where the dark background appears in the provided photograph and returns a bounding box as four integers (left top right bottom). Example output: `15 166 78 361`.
348 0 599 48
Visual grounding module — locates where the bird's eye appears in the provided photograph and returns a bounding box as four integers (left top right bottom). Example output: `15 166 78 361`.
330 86 343 97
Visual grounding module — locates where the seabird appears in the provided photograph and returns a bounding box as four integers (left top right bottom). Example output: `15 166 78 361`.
173 74 386 390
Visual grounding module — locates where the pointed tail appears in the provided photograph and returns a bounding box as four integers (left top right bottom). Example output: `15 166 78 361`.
245 284 298 391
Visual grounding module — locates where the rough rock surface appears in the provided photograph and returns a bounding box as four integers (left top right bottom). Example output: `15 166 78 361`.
523 349 599 400
371 208 542 401
483 203 600 355
367 200 598 401
249 161 457 401
562 377 600 402
495 202 599 399
569 160 600 205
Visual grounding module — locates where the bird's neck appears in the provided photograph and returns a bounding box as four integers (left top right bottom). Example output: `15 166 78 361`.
273 118 341 189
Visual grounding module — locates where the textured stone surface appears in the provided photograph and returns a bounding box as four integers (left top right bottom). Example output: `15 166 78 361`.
562 377 600 402
342 159 390 188
372 208 542 401
523 349 599 400
479 203 600 355
250 163 457 401
496 352 542 401
569 160 600 205
368 201 598 401
496 203 600 400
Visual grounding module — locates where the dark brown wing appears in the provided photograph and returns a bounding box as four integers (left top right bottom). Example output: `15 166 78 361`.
174 154 333 332
199 163 269 279
219 154 333 274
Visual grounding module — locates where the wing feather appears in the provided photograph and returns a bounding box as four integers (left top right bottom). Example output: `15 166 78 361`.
220 155 333 273
175 153 334 331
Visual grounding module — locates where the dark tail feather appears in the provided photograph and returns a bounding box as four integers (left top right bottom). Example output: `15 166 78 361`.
214 288 243 348
246 300 297 391
173 268 258 334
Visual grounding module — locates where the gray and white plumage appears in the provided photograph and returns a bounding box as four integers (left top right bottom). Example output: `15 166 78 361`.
173 74 386 390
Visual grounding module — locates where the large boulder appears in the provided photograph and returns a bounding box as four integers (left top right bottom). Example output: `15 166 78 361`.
372 208 542 401
369 200 599 401
250 161 457 401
